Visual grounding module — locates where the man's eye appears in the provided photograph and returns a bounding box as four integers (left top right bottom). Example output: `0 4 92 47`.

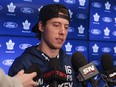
65 27 68 30
65 26 69 30
53 24 60 27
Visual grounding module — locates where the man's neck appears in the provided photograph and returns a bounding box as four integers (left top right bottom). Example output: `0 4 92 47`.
37 43 59 58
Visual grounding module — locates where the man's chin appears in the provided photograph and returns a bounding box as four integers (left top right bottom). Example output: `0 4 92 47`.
53 45 62 49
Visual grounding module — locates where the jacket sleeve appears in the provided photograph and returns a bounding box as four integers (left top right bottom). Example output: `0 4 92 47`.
0 68 23 87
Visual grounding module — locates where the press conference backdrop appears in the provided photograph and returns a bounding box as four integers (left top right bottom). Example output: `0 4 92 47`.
0 0 116 78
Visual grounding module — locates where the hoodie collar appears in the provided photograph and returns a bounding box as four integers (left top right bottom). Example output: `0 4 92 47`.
24 45 66 62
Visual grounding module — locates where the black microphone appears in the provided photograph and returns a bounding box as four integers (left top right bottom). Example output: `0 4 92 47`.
101 54 116 87
43 58 67 87
25 63 42 82
43 68 67 86
71 52 99 87
101 54 114 72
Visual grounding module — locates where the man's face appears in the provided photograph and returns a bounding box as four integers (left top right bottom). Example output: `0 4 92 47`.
41 17 69 49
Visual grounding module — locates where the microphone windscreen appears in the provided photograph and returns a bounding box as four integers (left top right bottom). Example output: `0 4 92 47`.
25 63 42 81
49 58 60 69
101 54 114 71
71 52 88 72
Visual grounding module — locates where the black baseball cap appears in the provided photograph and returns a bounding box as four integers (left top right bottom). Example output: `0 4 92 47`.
32 4 70 33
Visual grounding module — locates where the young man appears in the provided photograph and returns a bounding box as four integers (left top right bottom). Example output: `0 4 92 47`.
0 68 37 87
8 4 83 87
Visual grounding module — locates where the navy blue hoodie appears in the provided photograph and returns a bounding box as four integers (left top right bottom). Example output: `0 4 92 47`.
8 46 82 87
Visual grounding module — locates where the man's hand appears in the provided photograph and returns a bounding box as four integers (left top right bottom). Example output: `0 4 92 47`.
15 70 38 87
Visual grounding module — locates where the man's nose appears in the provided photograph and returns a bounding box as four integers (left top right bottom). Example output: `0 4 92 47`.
59 26 65 35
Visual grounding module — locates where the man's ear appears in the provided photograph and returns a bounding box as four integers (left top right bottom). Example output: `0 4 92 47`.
38 21 44 32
